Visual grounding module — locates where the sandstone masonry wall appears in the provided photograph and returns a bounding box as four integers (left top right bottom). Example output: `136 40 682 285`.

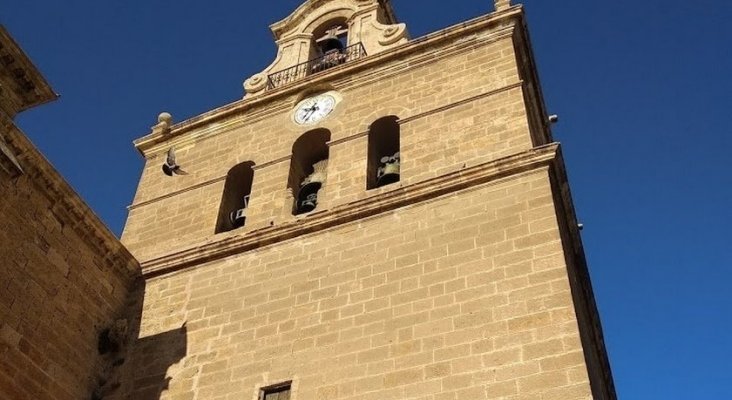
125 169 594 400
0 122 140 400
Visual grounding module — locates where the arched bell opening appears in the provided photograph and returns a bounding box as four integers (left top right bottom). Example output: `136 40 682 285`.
367 116 401 190
313 19 349 55
310 20 350 74
215 161 255 234
288 129 331 215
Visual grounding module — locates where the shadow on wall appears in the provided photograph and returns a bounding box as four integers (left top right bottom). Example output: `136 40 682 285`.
126 324 188 399
105 281 188 400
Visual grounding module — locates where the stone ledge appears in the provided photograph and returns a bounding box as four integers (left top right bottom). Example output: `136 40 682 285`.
141 143 560 278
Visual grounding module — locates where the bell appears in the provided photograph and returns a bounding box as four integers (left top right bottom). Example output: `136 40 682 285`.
317 24 347 54
298 192 319 213
228 195 250 229
229 208 246 229
376 151 400 187
296 160 328 214
297 182 321 213
318 33 345 53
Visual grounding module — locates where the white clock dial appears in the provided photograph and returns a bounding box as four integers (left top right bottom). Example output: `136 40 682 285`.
294 94 337 125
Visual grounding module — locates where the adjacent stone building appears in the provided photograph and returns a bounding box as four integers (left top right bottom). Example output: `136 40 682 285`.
0 26 142 400
120 1 615 399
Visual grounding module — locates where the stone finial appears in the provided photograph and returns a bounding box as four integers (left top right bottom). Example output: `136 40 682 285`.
158 112 173 127
495 0 511 11
152 112 173 135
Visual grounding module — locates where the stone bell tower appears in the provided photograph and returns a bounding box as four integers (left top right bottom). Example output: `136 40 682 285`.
120 0 616 399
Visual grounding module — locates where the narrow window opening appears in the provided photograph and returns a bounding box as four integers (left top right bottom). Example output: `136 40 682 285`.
367 116 401 190
215 161 255 233
289 129 331 215
260 381 291 400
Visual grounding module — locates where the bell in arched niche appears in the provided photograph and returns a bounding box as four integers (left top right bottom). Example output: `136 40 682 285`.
377 151 400 187
318 29 346 52
313 25 349 73
228 195 250 229
296 159 328 214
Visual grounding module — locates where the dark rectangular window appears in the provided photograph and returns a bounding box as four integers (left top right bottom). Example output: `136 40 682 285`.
260 382 291 400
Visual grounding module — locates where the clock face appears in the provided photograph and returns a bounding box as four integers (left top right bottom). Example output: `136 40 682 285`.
293 94 337 125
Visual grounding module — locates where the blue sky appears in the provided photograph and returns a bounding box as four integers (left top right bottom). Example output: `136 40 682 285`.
4 0 732 398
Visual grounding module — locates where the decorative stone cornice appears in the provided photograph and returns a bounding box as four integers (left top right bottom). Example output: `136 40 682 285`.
140 143 560 278
1 113 140 282
133 6 525 157
0 26 57 117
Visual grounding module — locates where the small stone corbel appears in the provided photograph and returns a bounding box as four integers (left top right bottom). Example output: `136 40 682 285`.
0 137 23 177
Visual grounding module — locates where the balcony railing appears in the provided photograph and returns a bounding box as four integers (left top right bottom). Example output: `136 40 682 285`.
267 43 367 90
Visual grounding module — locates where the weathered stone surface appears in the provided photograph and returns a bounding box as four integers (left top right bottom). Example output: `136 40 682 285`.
119 2 615 400
0 29 141 400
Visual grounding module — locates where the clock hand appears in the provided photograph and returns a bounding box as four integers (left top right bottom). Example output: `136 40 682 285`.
305 105 319 122
301 103 316 115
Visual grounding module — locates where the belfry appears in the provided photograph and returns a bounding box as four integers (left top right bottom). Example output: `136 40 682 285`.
118 0 617 399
